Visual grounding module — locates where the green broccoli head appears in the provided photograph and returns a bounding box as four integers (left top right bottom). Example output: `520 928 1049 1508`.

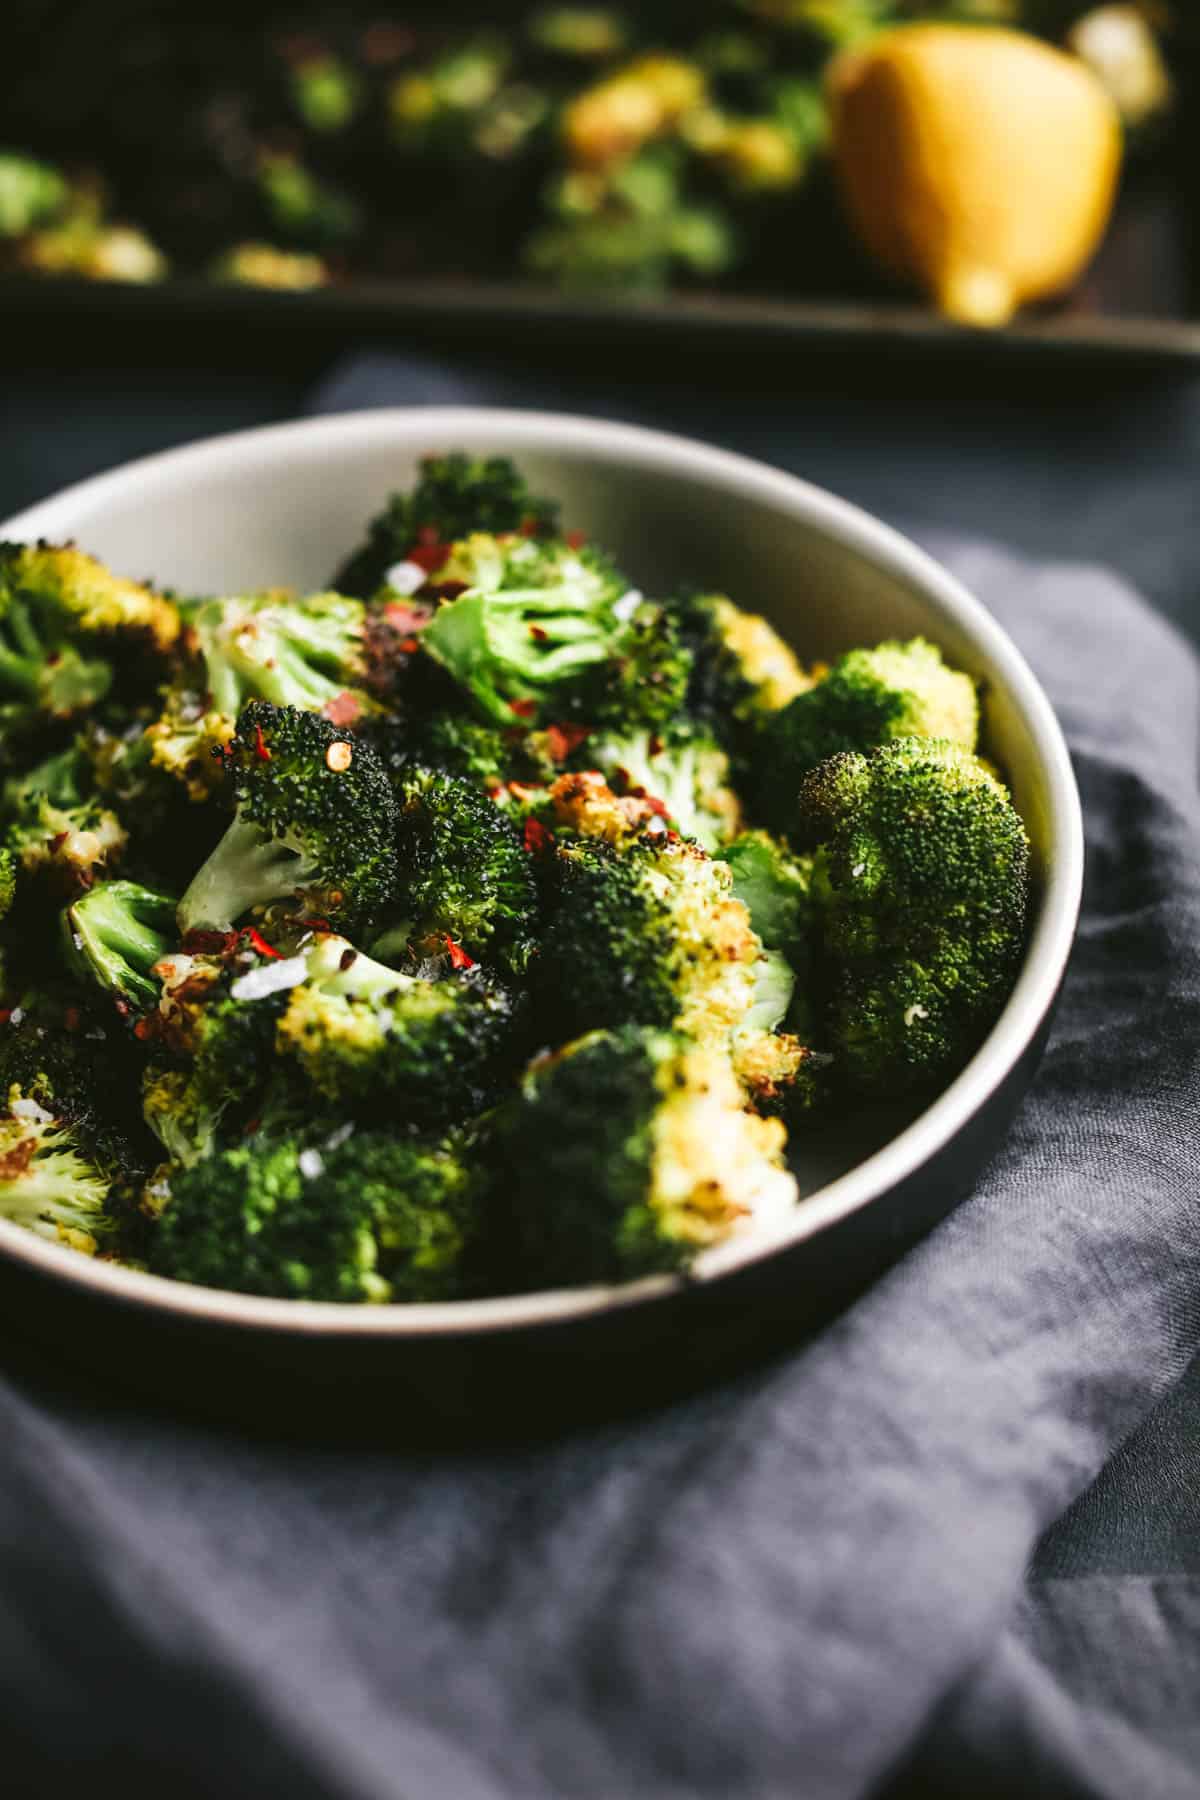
535 825 760 1046
755 638 979 835
385 764 540 974
0 847 15 924
61 880 178 1014
0 1017 157 1251
677 591 812 736
176 703 399 936
3 743 128 895
419 532 633 727
797 736 1030 1093
333 453 560 599
0 543 180 736
150 1128 482 1302
185 588 373 724
275 932 517 1124
583 722 742 850
489 1026 798 1287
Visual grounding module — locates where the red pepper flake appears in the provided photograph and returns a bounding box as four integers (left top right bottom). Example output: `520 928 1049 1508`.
518 516 538 538
242 927 283 961
528 624 549 642
181 928 237 956
383 601 434 632
253 722 271 762
301 916 334 935
444 936 475 970
509 698 537 720
648 733 664 757
405 538 448 573
544 721 589 763
523 817 553 854
323 690 362 727
397 636 420 654
636 791 672 820
0 1010 11 1027
114 999 130 1019
63 1006 81 1033
415 524 440 546
565 529 587 550
133 1017 153 1042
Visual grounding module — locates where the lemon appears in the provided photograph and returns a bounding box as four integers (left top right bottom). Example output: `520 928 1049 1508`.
828 24 1123 327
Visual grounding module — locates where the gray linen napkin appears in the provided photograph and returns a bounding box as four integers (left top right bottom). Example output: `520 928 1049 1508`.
1 359 1198 1800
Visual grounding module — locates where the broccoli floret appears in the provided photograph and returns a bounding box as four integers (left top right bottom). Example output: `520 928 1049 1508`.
755 638 978 835
333 454 560 599
0 847 15 923
256 151 361 250
717 828 814 970
61 880 177 1013
489 1026 797 1287
141 937 294 1163
187 589 373 722
535 822 760 1045
0 542 179 736
151 1129 482 1302
384 766 540 973
584 723 742 849
420 531 631 726
677 591 813 738
177 702 398 936
276 933 516 1124
0 1101 114 1255
797 737 1030 1093
3 743 128 895
0 153 68 237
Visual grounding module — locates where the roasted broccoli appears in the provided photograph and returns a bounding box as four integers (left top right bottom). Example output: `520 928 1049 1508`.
384 765 540 973
151 1129 482 1302
583 722 742 849
535 817 761 1045
3 743 127 894
419 531 633 726
489 1026 797 1286
0 1020 155 1252
677 590 813 747
333 453 560 599
61 880 177 1013
276 932 516 1123
797 737 1030 1093
177 702 398 935
755 637 978 834
717 828 814 970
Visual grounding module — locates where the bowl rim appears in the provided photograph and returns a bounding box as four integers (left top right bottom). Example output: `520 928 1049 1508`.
0 406 1084 1339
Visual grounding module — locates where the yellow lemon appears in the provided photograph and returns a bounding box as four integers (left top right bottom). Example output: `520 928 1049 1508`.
828 24 1123 326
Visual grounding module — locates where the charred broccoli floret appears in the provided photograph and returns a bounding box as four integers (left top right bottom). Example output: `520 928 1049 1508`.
334 453 560 599
717 828 814 971
177 702 398 936
186 589 373 721
583 723 742 849
489 1026 797 1287
384 765 540 973
756 638 978 835
535 822 760 1045
0 1021 156 1251
151 1129 482 1303
3 743 127 894
797 737 1030 1094
61 880 177 1013
276 933 516 1123
678 590 813 740
420 531 631 726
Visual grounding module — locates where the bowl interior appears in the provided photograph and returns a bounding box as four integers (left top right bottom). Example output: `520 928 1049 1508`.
0 409 1080 1327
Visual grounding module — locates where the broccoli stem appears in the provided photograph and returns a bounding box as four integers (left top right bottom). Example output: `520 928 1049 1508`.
177 814 315 934
64 881 178 1010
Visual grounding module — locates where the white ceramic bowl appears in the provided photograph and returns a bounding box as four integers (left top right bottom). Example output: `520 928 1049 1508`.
0 410 1083 1431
